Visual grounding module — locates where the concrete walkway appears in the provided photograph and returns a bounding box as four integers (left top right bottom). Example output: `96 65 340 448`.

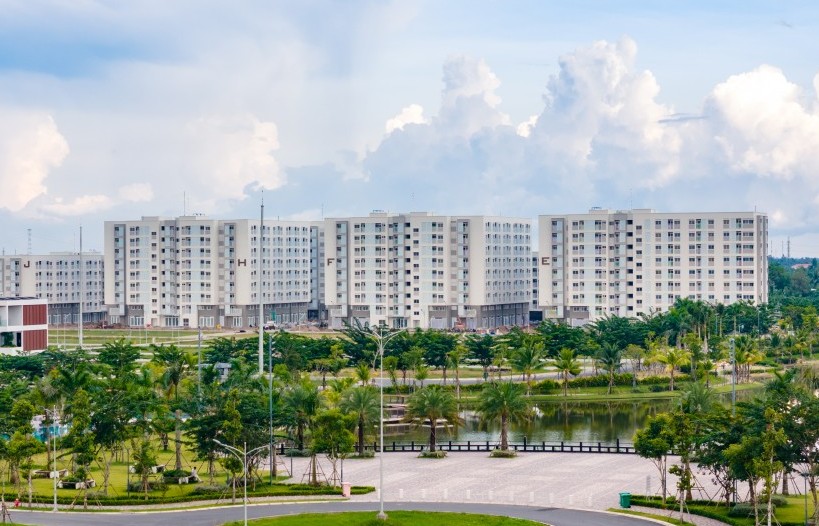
282 451 723 512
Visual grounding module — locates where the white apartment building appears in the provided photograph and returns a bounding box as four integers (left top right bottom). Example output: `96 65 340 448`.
324 211 531 330
0 253 105 325
537 209 768 325
104 216 322 329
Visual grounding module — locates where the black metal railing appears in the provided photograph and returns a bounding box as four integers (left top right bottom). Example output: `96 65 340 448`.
352 438 636 454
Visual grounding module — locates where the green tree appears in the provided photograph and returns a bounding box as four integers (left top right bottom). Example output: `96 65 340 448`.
464 334 495 380
339 386 380 457
634 412 675 500
63 389 95 508
406 386 459 454
551 348 581 397
476 382 530 452
284 382 322 451
130 435 158 500
510 339 544 395
97 338 141 377
656 347 690 391
311 410 356 486
150 344 193 400
595 343 622 395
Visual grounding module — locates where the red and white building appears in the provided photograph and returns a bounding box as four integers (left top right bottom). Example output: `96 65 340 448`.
0 297 48 354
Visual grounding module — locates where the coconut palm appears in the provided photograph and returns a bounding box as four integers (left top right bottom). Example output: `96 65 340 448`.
284 382 322 451
595 343 622 395
447 345 467 400
477 381 530 451
551 348 581 397
151 344 193 400
656 347 690 391
510 340 544 395
406 386 459 453
354 362 372 386
339 386 380 456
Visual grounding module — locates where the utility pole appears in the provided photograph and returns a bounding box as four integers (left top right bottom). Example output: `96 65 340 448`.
79 226 84 349
258 196 265 375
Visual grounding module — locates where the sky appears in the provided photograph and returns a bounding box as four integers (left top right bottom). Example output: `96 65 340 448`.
2 1 819 256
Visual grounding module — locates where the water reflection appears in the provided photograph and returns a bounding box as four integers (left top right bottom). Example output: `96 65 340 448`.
390 390 757 444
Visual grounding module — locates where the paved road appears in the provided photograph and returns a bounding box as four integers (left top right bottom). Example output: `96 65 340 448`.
12 501 662 526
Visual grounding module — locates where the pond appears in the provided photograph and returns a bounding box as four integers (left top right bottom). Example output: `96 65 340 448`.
389 390 758 445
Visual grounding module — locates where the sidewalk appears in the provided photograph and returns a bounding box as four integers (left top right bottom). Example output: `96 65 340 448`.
284 451 718 511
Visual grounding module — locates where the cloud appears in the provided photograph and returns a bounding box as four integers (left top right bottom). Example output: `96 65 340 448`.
705 65 819 179
0 109 68 211
385 104 426 133
40 194 112 217
184 114 285 209
119 182 154 202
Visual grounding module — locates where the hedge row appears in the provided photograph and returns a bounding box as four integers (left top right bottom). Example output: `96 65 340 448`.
533 373 692 393
16 483 374 507
629 495 803 526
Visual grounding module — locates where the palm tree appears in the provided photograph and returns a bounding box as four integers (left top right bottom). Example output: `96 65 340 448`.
406 386 459 454
151 344 193 400
339 386 380 456
656 347 690 391
477 382 530 451
596 343 622 395
510 340 544 395
284 382 322 451
551 348 581 397
447 345 467 400
354 362 372 386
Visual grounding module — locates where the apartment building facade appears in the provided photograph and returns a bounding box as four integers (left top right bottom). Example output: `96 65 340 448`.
0 296 48 353
324 211 531 330
536 209 768 325
0 253 106 325
103 216 322 329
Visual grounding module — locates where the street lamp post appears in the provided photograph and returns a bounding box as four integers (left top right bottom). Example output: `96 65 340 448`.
268 332 276 484
45 406 58 512
213 440 270 526
802 472 810 526
370 325 401 521
730 337 736 416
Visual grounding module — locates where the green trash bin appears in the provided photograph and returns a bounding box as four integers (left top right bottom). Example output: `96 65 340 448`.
619 492 631 508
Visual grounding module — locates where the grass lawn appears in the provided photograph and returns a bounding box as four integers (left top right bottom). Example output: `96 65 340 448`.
632 494 814 526
611 509 693 525
7 439 368 506
226 511 544 526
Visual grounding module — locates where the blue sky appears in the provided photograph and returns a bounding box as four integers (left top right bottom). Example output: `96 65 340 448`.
1 1 819 255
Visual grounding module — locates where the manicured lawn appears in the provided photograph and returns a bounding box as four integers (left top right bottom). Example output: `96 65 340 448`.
7 439 370 506
226 511 544 526
632 494 814 526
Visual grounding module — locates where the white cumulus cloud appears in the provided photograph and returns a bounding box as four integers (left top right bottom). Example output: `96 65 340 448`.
0 109 69 212
706 65 819 179
385 104 426 134
185 114 285 209
40 194 113 217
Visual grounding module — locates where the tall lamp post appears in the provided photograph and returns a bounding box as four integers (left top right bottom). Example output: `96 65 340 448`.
802 472 810 526
45 406 58 512
213 440 270 526
370 325 401 521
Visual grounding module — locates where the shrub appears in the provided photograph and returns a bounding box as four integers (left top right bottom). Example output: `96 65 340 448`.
162 469 189 479
192 484 226 495
418 450 447 459
349 451 374 459
729 502 774 517
489 449 517 458
533 379 559 393
284 449 312 457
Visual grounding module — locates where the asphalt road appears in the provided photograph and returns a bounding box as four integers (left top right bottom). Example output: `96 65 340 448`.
12 501 659 526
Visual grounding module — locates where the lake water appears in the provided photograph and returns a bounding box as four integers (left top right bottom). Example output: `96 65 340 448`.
389 391 757 444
